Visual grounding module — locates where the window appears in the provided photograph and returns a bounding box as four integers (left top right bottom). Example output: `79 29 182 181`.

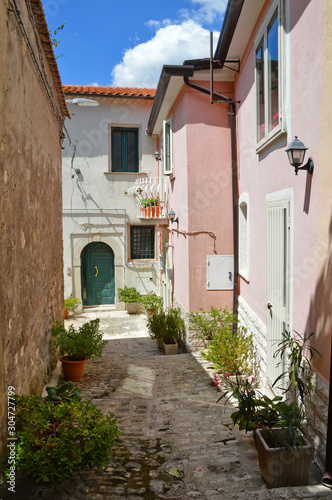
111 127 138 172
255 0 285 151
239 194 249 280
163 116 173 175
130 225 155 260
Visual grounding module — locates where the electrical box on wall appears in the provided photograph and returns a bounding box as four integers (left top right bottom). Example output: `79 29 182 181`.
136 277 156 294
207 255 234 290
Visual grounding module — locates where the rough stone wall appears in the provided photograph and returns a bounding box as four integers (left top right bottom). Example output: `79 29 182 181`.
0 0 64 462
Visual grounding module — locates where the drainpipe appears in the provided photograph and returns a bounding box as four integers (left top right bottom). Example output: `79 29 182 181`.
183 76 239 318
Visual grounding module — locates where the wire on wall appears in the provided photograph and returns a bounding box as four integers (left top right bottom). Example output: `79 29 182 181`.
8 0 64 128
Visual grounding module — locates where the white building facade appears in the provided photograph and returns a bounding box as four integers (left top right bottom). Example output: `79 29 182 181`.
62 86 167 309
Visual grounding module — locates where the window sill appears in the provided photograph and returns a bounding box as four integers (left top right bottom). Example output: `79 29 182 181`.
256 128 286 155
104 172 148 176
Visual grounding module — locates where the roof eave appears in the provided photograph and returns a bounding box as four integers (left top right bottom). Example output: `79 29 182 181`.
147 65 194 135
214 0 245 64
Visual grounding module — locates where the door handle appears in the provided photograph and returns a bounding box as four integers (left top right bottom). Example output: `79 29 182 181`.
267 303 273 309
95 266 98 277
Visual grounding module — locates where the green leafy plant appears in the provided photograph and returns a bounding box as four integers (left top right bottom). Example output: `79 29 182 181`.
49 22 65 48
142 196 160 207
199 307 255 375
52 318 107 361
272 330 321 403
44 382 81 403
9 395 120 488
189 308 218 346
218 330 321 450
141 291 163 315
117 287 142 304
147 307 185 344
64 296 80 312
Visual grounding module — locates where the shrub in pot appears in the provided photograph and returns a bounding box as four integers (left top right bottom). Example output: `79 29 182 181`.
147 311 167 348
117 287 142 314
7 394 120 489
52 318 107 381
141 291 163 318
64 297 80 318
217 329 321 488
198 307 256 375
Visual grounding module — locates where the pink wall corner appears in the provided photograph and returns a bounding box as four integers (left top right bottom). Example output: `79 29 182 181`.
171 83 234 313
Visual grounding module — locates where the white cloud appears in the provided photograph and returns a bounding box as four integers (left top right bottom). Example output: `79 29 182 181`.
187 0 228 24
111 21 219 88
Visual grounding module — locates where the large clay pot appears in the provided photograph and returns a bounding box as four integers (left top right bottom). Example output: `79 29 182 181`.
126 302 139 314
255 428 311 488
60 356 86 381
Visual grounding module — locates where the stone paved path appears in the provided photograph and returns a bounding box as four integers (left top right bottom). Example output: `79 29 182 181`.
2 309 331 500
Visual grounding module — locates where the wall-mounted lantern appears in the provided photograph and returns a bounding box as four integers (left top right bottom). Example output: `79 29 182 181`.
168 209 179 224
285 136 314 175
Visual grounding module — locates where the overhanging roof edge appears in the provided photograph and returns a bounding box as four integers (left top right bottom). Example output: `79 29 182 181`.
147 65 194 135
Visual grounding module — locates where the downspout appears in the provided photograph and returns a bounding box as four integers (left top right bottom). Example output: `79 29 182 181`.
183 76 239 318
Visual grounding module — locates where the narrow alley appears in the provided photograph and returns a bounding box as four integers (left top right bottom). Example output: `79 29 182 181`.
5 310 329 500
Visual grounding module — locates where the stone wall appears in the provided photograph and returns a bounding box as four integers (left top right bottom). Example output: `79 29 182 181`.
0 0 65 463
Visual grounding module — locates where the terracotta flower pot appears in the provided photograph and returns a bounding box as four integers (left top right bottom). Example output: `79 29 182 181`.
64 308 68 319
60 356 86 381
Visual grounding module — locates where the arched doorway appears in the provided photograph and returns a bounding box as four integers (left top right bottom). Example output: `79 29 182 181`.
81 242 115 305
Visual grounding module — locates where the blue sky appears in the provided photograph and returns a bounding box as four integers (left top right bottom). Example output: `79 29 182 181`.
43 0 227 88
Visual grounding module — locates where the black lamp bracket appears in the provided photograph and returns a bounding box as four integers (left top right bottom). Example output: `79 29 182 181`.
294 157 314 175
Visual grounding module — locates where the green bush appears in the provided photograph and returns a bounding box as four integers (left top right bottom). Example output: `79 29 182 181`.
117 287 142 303
64 297 80 311
141 291 163 314
147 307 184 344
197 307 254 375
7 395 120 488
52 318 107 361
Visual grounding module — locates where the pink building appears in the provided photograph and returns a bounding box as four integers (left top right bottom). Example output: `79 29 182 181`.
146 66 236 347
148 0 332 479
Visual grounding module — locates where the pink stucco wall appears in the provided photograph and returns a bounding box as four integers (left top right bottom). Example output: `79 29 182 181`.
235 0 330 380
169 82 234 313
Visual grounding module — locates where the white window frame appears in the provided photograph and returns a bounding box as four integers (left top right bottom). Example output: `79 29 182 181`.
239 193 250 281
255 0 286 153
162 116 173 176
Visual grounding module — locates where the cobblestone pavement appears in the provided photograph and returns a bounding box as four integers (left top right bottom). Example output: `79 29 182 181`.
2 309 332 500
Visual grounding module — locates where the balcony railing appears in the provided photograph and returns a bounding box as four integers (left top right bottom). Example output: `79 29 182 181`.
127 177 168 220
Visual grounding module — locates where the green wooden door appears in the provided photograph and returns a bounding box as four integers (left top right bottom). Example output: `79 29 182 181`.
81 243 115 305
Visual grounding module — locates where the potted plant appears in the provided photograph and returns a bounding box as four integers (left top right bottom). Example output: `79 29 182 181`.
141 196 162 218
141 291 163 318
64 297 80 319
147 311 167 349
52 318 107 381
8 393 120 489
117 287 142 314
162 307 185 355
218 329 321 488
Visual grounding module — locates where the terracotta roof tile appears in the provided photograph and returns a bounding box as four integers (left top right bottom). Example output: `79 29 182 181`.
63 85 156 98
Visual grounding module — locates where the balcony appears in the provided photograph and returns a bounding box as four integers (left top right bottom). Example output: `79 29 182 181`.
127 177 168 221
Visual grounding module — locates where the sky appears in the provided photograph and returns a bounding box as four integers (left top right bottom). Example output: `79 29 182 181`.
42 0 228 88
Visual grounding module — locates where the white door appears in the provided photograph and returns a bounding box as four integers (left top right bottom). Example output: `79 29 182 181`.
267 199 291 388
